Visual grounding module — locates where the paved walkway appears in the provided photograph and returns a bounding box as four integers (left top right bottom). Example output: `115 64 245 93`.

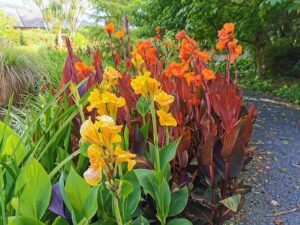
235 91 300 224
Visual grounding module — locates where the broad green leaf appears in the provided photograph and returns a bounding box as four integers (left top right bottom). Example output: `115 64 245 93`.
122 171 141 221
134 169 159 201
219 194 241 212
160 178 171 219
78 218 89 225
0 121 26 165
167 218 192 225
168 187 188 216
117 179 133 198
136 96 150 117
83 185 99 220
159 138 181 170
132 216 150 225
14 158 51 219
65 168 92 222
9 216 45 225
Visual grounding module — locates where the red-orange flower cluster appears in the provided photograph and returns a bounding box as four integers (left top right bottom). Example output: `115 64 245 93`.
115 28 125 39
75 62 94 80
135 40 158 68
104 23 115 35
216 23 242 61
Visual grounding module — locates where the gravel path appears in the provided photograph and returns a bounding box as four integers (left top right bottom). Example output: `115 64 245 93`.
234 90 300 225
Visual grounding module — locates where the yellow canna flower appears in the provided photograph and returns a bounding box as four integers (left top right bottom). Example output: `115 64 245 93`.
131 51 145 70
114 146 136 171
84 168 102 186
95 115 123 146
87 88 126 119
154 90 174 111
103 66 122 88
156 109 177 127
131 74 161 99
87 144 107 171
80 119 102 145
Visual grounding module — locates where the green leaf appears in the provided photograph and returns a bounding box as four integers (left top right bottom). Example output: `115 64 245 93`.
9 216 45 225
124 125 130 150
160 178 171 219
140 120 150 140
123 171 141 220
136 96 150 117
219 194 241 212
168 187 188 217
159 138 181 170
118 179 133 198
167 218 192 225
0 121 26 165
83 185 99 220
65 168 92 222
14 158 51 219
132 216 150 225
134 169 159 201
52 217 69 225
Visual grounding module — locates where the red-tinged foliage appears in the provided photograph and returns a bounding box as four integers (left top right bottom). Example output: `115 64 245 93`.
56 22 256 225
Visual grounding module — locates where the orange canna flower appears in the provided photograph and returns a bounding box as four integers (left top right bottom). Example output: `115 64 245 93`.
104 22 115 35
165 62 189 77
115 28 125 39
202 68 216 81
184 72 201 86
223 23 234 34
197 50 210 62
176 30 186 40
75 62 94 80
228 39 238 51
227 39 242 61
216 39 228 51
216 22 235 51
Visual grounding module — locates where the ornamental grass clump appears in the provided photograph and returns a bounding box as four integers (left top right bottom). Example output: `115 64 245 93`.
0 39 45 106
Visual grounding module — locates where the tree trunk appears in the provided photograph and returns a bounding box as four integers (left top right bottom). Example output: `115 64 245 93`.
254 31 265 77
255 45 265 77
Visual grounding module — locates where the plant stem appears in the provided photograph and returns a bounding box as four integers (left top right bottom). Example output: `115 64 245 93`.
150 100 160 171
113 194 123 225
165 127 169 145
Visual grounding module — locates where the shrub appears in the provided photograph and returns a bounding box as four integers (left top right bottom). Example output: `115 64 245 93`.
264 37 300 78
72 32 88 48
19 29 56 46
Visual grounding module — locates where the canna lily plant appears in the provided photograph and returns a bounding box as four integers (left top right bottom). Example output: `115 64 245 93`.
1 21 255 225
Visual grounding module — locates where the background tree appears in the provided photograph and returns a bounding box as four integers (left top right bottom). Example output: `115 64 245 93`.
92 0 144 26
133 0 300 77
64 0 90 37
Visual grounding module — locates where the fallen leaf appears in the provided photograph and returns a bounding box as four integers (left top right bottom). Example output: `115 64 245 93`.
274 219 283 225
